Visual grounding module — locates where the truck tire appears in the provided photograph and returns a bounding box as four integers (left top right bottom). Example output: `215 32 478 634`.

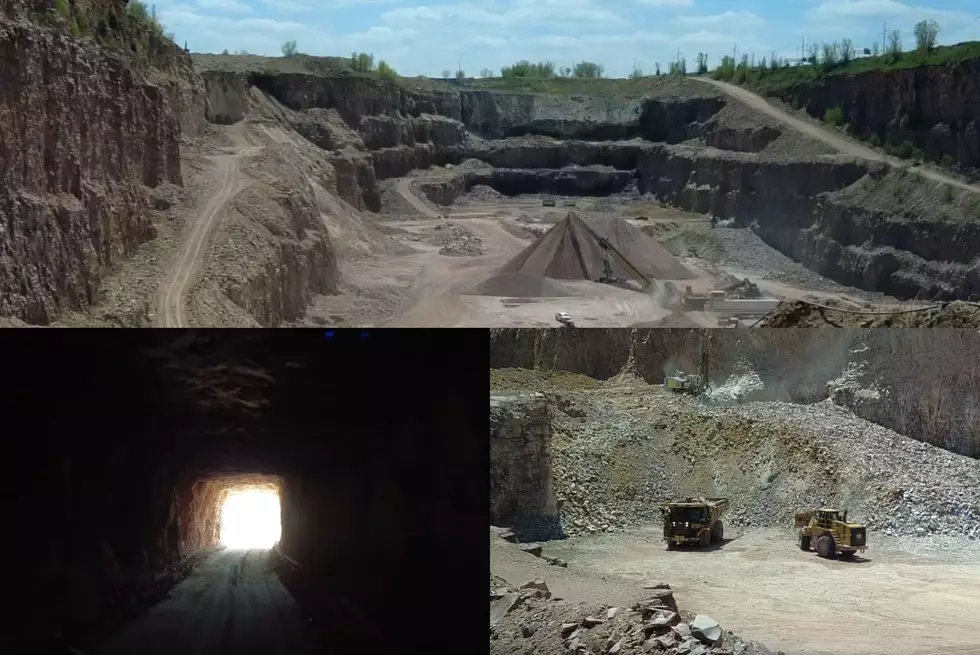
711 520 724 543
816 534 837 559
666 541 677 551
798 531 811 551
698 530 710 548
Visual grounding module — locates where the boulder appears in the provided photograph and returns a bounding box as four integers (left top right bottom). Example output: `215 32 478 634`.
519 543 544 557
691 615 723 646
490 593 522 626
520 578 550 595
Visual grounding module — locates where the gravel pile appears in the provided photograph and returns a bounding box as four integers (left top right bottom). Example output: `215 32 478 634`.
709 229 887 302
469 272 578 298
702 400 980 540
491 577 778 655
467 184 507 201
532 383 980 544
428 223 484 256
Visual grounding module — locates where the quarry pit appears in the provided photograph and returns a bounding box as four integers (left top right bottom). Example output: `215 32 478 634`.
4 22 979 327
489 329 980 655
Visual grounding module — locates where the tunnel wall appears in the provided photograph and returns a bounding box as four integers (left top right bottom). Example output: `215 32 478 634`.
6 331 487 655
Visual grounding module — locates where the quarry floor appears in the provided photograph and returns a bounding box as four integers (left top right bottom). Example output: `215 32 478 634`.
97 548 314 655
66 119 920 328
493 527 980 655
305 182 915 328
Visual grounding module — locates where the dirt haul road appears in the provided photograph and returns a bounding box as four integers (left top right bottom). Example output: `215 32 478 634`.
98 548 314 655
381 179 530 327
157 154 241 327
695 77 980 197
517 525 980 655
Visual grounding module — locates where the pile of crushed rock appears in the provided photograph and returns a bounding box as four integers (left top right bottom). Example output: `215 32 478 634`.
468 184 507 201
538 386 980 543
427 223 484 256
491 577 780 655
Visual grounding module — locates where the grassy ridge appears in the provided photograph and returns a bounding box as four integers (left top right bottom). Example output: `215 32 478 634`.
750 41 980 95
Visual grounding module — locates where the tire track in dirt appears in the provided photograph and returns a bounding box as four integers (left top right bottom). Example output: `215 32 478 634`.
99 548 314 655
693 77 980 196
396 177 444 219
387 178 529 326
158 154 241 328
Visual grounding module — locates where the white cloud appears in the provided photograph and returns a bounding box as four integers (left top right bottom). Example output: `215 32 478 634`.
676 10 765 28
381 1 626 27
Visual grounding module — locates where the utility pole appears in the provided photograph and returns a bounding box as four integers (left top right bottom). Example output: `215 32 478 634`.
882 22 887 53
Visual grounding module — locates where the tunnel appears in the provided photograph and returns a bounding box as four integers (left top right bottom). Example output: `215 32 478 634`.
6 330 486 655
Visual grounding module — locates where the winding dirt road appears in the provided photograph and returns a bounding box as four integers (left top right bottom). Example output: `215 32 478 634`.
97 548 314 655
157 154 241 328
396 177 445 219
694 77 980 196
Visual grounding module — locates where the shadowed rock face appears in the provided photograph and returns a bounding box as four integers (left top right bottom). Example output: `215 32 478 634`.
490 393 561 541
0 1 205 324
778 60 980 171
9 332 484 654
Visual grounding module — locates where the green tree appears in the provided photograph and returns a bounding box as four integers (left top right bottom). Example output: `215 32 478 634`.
914 19 939 52
696 52 708 75
351 52 375 72
377 60 397 81
572 61 603 78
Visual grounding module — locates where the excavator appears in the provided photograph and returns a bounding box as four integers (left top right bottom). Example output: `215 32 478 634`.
567 214 655 293
664 334 711 396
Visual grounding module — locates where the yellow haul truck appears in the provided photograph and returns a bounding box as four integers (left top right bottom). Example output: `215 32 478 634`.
795 508 867 559
661 497 729 549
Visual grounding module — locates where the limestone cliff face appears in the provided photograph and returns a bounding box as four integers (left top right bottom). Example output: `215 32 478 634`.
198 70 727 179
0 1 203 323
489 328 980 458
635 145 980 300
778 60 980 170
490 392 561 541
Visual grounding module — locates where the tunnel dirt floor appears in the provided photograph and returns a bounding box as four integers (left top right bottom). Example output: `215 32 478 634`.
493 527 980 655
98 549 312 655
6 331 485 655
303 179 926 328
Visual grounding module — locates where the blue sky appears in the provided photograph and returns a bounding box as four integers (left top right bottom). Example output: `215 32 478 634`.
155 0 980 77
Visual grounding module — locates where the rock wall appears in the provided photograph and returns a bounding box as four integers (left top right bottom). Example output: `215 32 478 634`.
489 328 980 459
636 145 980 300
490 392 561 541
777 60 980 170
0 1 204 323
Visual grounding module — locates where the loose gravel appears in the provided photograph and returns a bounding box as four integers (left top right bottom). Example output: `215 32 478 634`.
519 378 980 556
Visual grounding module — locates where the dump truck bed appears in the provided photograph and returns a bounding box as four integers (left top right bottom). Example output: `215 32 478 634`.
665 497 730 515
668 497 729 508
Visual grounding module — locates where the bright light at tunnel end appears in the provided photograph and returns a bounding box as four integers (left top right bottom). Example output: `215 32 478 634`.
220 489 282 549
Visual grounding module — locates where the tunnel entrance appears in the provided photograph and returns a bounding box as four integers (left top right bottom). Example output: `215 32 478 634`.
9 330 484 655
220 487 282 549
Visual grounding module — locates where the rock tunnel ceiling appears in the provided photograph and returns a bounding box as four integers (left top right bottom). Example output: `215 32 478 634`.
5 330 486 655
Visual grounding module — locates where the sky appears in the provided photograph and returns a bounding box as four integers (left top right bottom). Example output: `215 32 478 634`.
154 0 980 77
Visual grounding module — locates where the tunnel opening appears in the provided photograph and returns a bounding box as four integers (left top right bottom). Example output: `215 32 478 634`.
6 331 485 655
219 481 282 549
